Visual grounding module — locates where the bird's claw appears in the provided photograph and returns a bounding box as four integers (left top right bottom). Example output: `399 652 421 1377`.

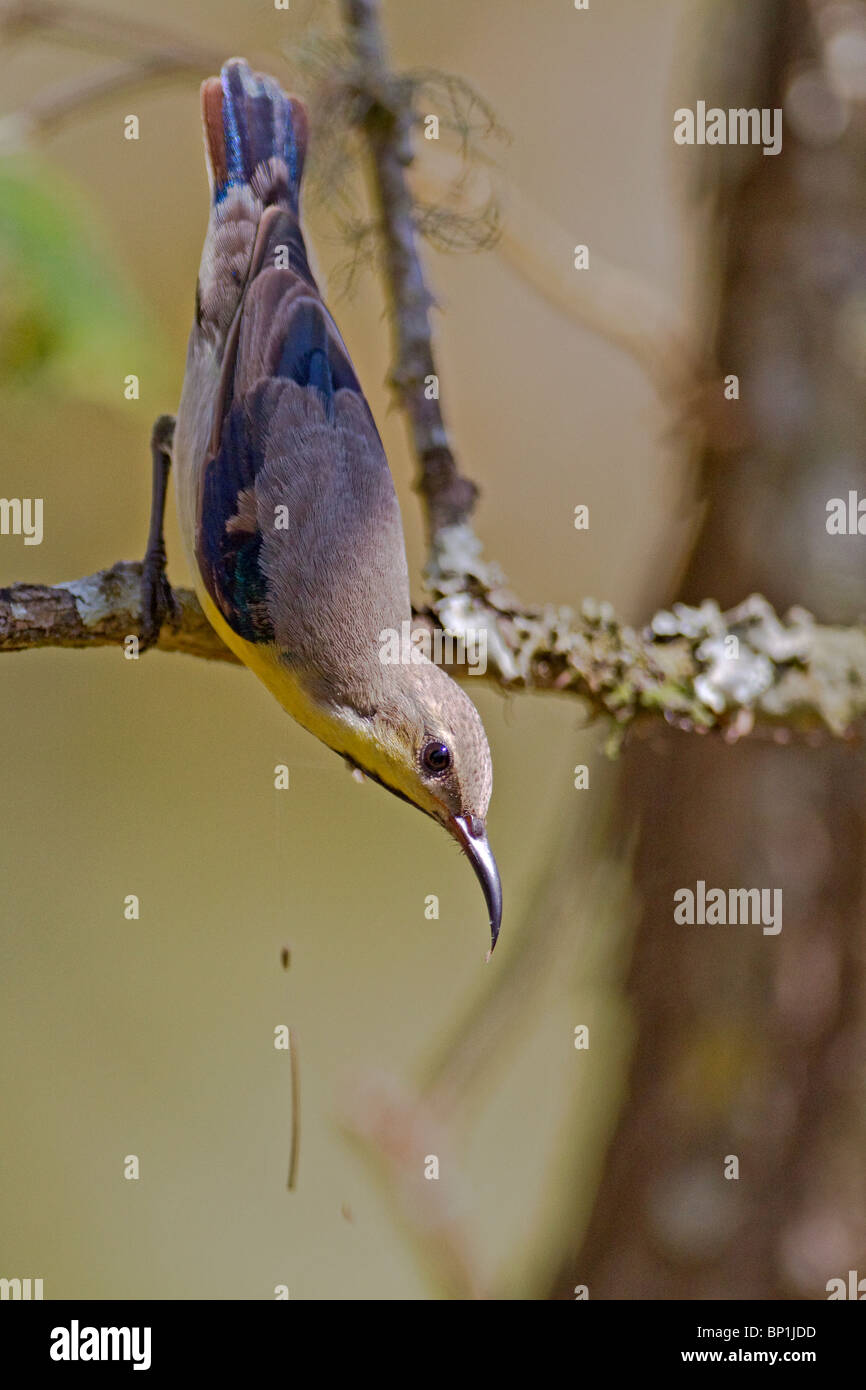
139 550 178 652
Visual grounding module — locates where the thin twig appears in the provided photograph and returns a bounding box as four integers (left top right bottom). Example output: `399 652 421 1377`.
0 59 199 144
410 146 702 405
0 0 238 145
339 1070 487 1298
0 0 220 58
341 0 479 542
287 1028 301 1192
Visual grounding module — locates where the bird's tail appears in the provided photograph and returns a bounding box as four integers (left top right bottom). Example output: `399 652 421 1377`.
201 58 308 210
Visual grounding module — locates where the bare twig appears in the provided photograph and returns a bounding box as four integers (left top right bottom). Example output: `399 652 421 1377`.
340 1070 487 1299
287 1027 301 1192
0 59 198 145
0 0 230 146
410 147 701 404
340 0 479 542
0 0 219 57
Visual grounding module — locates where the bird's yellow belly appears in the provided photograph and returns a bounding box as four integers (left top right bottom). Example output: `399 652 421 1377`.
197 588 349 753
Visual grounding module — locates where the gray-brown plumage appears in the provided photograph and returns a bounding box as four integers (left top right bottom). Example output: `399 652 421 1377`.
171 59 501 950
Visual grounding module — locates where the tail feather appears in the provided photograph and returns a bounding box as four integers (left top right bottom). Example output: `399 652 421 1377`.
202 58 308 209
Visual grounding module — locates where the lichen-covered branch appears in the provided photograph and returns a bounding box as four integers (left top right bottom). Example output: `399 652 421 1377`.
0 563 237 663
3 563 864 740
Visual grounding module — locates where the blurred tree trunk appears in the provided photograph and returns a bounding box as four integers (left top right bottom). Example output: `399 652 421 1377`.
554 0 866 1299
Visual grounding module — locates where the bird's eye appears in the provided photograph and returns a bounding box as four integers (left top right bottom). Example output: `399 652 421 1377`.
421 740 452 776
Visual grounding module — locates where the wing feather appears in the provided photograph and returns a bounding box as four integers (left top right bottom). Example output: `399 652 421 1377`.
195 249 410 685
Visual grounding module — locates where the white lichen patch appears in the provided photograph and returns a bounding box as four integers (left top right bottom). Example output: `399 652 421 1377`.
651 595 815 716
57 568 138 629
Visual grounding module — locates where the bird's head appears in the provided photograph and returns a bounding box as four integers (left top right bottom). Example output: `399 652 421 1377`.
328 658 501 954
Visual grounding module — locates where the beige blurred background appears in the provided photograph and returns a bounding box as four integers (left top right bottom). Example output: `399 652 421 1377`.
0 0 697 1298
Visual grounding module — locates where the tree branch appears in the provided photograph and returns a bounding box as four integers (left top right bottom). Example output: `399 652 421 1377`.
3 564 864 739
0 563 237 663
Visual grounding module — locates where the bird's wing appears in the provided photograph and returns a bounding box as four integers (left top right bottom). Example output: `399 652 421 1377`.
195 212 411 685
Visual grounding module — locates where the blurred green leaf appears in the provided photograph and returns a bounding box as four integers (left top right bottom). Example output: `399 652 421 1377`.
0 155 164 404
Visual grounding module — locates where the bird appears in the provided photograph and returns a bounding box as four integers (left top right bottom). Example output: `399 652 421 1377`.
141 58 501 953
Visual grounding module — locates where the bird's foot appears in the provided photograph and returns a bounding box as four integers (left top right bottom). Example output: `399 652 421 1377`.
139 413 178 652
139 544 179 651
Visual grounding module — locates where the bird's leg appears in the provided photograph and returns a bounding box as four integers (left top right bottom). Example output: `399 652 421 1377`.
139 413 178 651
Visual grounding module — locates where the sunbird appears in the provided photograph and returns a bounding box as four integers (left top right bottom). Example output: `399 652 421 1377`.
142 59 501 951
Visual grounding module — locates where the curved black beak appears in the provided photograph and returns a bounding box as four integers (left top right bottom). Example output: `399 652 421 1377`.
450 815 502 957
